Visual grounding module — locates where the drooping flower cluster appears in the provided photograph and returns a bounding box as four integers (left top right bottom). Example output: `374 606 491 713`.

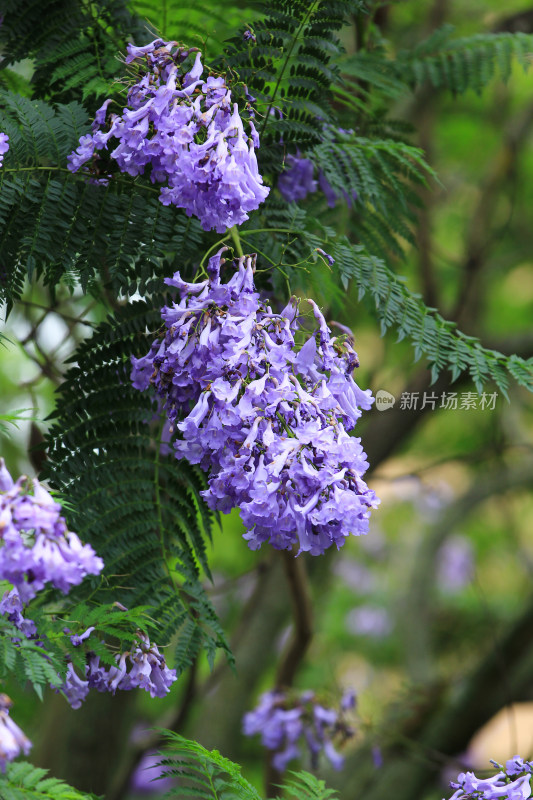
278 152 317 203
67 39 269 232
243 688 355 771
55 631 177 710
0 588 37 639
0 133 8 168
446 758 533 800
131 249 379 555
278 155 358 209
0 694 31 772
0 459 103 603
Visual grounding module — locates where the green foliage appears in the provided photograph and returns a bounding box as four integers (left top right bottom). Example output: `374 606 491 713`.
0 0 144 102
155 731 263 799
43 301 231 674
0 90 205 308
0 593 160 702
131 0 259 60
0 762 99 800
331 238 533 393
0 616 61 700
398 26 533 94
221 0 367 155
341 26 533 101
274 771 339 800
151 732 338 800
312 131 436 259
0 408 35 435
240 210 533 394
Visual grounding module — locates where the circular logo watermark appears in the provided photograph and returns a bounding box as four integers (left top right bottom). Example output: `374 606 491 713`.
375 390 396 411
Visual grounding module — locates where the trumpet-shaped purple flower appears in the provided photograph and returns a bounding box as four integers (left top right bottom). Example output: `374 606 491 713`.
130 749 176 794
53 662 91 710
0 460 103 602
0 588 37 638
446 759 533 800
67 40 269 232
0 133 9 168
243 688 353 772
132 250 378 556
0 695 31 771
54 631 176 709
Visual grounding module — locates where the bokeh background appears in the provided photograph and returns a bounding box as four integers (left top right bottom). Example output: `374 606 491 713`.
1 1 533 798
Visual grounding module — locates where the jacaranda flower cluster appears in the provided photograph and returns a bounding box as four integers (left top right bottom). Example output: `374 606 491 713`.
0 588 37 640
0 459 103 602
67 39 269 232
446 757 533 800
242 688 355 771
278 152 317 203
131 249 378 555
57 631 177 710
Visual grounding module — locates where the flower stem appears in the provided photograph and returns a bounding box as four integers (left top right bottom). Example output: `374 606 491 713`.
228 225 244 257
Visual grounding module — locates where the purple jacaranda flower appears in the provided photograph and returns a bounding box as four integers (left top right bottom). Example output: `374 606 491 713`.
316 248 335 266
332 557 375 594
446 765 533 800
0 588 37 638
69 626 95 647
372 745 383 769
0 133 9 168
243 29 257 43
131 250 378 557
0 460 103 602
506 757 533 777
0 695 31 771
340 688 357 712
68 41 269 232
52 662 90 710
84 632 176 701
345 605 392 638
243 688 354 772
318 170 358 209
130 749 176 794
437 535 474 594
278 153 317 202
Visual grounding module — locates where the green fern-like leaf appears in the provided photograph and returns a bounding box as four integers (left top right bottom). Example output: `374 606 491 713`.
0 761 99 800
275 771 339 800
131 0 259 60
152 731 264 799
0 0 144 102
149 732 339 800
330 238 533 394
221 0 366 155
43 301 231 675
399 27 533 94
312 131 436 259
0 91 205 307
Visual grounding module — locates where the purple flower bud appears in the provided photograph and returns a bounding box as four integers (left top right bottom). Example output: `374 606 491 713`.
70 626 95 647
316 248 335 266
